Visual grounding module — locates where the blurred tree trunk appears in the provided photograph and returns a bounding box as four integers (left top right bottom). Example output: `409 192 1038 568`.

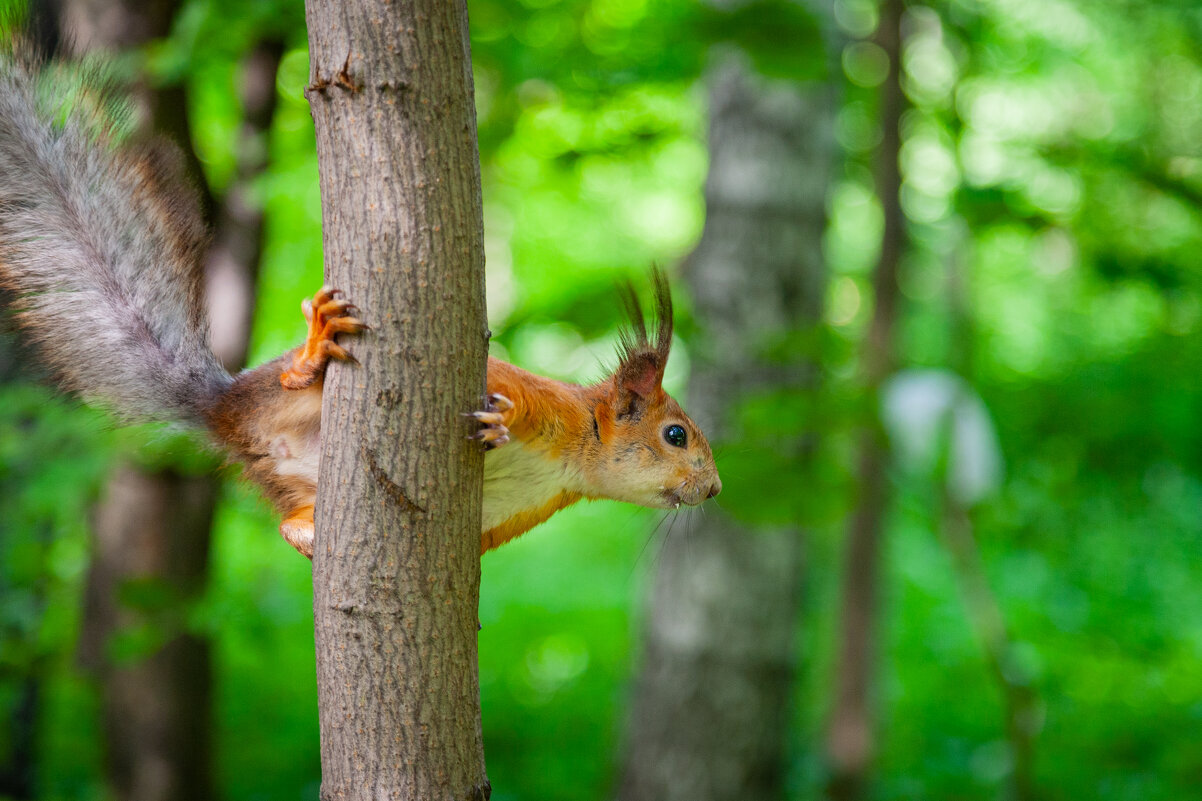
82 468 218 801
824 0 905 798
941 488 1039 801
60 3 282 799
0 663 38 799
617 11 838 799
0 8 63 795
0 506 48 800
305 0 490 797
944 239 1040 801
206 39 284 372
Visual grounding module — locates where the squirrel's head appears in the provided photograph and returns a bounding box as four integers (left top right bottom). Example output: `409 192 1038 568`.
585 272 721 510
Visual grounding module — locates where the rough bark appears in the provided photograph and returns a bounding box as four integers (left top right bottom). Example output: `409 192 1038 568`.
305 1 489 798
825 0 906 798
617 42 837 801
61 4 282 799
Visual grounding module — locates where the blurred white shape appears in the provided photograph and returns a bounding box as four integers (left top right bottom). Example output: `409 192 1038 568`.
881 369 1004 506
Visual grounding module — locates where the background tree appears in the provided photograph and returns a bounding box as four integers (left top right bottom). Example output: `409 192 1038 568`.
617 2 837 798
24 2 288 799
305 0 490 796
824 0 904 796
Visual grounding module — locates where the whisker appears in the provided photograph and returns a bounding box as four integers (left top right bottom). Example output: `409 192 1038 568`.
682 509 693 563
621 504 648 529
657 509 682 568
631 511 673 576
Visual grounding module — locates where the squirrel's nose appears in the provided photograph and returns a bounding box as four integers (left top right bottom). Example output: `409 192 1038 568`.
707 479 722 499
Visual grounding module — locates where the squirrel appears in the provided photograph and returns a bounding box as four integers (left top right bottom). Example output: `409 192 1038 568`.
0 53 721 559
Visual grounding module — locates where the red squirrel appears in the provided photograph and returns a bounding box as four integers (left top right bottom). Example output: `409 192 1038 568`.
206 278 720 557
0 52 721 558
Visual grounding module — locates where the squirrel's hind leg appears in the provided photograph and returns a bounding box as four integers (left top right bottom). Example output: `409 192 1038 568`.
280 287 367 390
279 505 316 559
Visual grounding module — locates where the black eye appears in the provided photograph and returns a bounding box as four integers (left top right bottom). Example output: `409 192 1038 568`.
663 424 687 448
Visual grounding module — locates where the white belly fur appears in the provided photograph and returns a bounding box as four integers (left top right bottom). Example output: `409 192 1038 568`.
482 441 576 532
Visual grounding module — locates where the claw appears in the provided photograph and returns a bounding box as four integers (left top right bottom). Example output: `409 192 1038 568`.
468 393 513 451
316 298 354 319
487 393 514 412
280 286 368 390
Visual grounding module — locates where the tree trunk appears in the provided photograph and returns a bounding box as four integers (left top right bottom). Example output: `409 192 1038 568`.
61 4 282 799
824 0 906 798
940 490 1040 801
945 236 1039 801
305 1 490 798
81 465 218 801
617 38 837 801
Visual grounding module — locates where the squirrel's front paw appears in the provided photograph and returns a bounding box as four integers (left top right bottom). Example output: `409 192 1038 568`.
468 393 513 450
280 286 367 390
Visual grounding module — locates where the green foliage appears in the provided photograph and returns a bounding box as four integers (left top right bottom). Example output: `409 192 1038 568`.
6 0 1202 799
0 382 107 794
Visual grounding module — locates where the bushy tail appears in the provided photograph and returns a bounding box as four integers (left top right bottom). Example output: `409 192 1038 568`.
0 52 231 424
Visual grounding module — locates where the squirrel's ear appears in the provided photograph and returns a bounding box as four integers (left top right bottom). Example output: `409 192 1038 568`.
616 351 665 404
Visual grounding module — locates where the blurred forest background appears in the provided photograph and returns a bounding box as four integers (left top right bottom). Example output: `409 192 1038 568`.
2 0 1202 799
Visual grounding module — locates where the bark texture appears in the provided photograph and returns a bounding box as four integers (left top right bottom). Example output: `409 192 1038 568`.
305 1 489 798
825 0 906 798
617 48 836 801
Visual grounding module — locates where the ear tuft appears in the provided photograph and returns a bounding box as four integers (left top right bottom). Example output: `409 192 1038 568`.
613 268 674 412
650 266 673 365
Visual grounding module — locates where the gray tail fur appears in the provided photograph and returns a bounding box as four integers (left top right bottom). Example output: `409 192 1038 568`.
0 52 231 424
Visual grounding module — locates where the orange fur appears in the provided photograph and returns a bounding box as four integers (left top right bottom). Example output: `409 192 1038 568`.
279 505 316 558
481 490 584 553
280 287 365 390
477 323 719 551
206 281 720 560
0 51 720 561
484 357 595 446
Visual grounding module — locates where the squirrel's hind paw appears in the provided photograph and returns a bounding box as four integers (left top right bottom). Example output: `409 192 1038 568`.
281 286 367 390
279 506 316 559
468 393 513 450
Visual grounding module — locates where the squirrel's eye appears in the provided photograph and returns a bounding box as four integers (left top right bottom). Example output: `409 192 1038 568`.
663 424 687 448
